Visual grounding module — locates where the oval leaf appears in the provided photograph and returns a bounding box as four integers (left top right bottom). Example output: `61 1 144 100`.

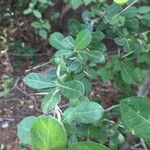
75 30 92 51
23 73 56 89
69 60 82 73
138 6 150 14
120 96 150 141
92 31 105 41
39 29 47 39
42 21 51 30
114 0 128 4
68 19 82 35
121 63 137 84
69 142 110 150
60 80 84 99
33 10 42 18
75 102 104 124
82 51 105 64
61 36 75 50
41 89 61 113
55 49 74 58
63 102 104 124
70 0 82 9
31 21 42 29
49 32 65 49
17 116 37 145
31 116 67 150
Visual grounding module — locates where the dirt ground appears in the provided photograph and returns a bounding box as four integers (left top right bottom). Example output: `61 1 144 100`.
0 68 118 150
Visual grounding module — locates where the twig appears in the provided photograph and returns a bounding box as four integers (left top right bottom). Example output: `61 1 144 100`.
131 143 142 149
140 138 148 150
6 77 43 113
103 119 125 129
143 89 150 97
121 51 134 59
8 52 49 56
131 148 142 150
54 106 62 122
30 92 49 96
105 104 120 112
136 73 149 150
0 98 22 102
112 0 138 19
25 60 52 72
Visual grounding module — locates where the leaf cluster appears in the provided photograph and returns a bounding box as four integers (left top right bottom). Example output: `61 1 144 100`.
17 0 150 149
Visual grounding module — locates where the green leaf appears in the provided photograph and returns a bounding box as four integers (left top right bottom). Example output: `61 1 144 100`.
92 31 105 41
122 6 137 18
113 0 128 4
83 0 93 5
106 4 122 19
41 89 61 113
78 125 108 144
82 51 105 64
2 86 11 97
121 63 137 84
55 49 74 58
39 0 48 3
75 30 92 51
82 10 91 24
51 12 60 20
114 37 126 46
16 145 27 150
142 13 150 20
42 21 51 30
46 68 57 79
29 1 37 6
49 32 65 49
69 60 82 73
63 108 76 124
69 95 90 108
89 42 106 53
63 102 104 124
31 116 67 150
60 80 84 99
23 73 56 89
70 0 82 9
75 102 104 124
69 142 110 150
74 74 92 92
138 6 150 14
23 8 32 15
97 68 112 83
61 36 75 50
33 10 42 18
120 96 150 141
135 68 148 81
39 29 47 39
110 16 125 26
31 21 42 29
68 19 82 35
68 134 78 147
17 116 37 145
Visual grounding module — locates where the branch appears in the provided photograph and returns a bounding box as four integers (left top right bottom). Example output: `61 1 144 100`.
105 104 120 112
140 138 148 150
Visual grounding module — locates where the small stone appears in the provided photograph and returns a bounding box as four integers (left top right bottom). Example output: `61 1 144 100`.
0 144 4 149
28 105 34 109
1 122 9 128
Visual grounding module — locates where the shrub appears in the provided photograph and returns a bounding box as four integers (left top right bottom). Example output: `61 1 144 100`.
17 0 150 149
